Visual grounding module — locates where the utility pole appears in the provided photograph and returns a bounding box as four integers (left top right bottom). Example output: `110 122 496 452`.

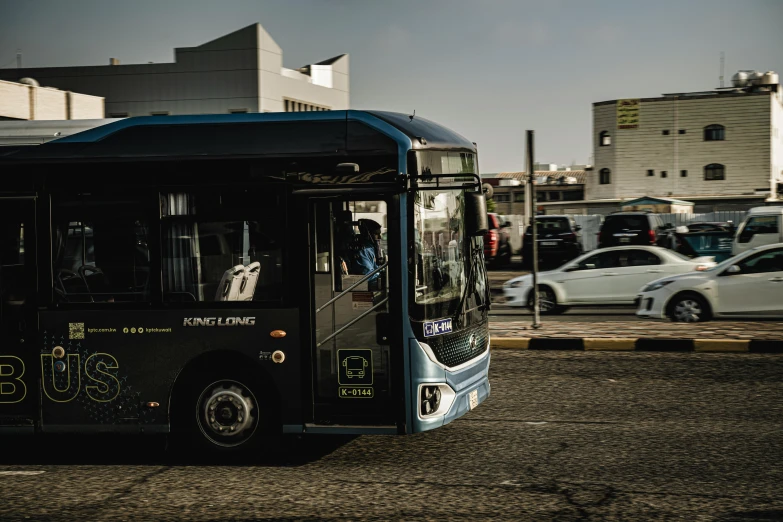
526 130 541 328
719 51 725 88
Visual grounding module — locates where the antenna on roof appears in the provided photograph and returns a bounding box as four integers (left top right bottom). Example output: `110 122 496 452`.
409 110 415 122
719 51 725 88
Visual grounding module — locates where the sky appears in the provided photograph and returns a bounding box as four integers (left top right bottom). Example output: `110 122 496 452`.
1 0 782 173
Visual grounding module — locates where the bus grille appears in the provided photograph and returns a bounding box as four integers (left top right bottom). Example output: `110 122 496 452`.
426 323 488 368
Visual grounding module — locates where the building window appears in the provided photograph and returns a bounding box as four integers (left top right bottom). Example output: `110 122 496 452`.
599 168 611 185
679 129 686 135
514 192 526 203
150 111 170 116
704 163 725 181
704 124 725 141
681 170 687 177
563 190 583 201
661 171 668 178
229 109 248 114
548 191 561 201
599 131 611 146
535 192 546 202
647 170 654 177
662 130 670 135
494 194 510 203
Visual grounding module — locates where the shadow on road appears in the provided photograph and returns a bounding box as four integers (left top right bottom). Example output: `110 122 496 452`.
0 433 358 467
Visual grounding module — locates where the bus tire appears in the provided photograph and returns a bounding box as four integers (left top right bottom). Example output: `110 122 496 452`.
171 367 273 455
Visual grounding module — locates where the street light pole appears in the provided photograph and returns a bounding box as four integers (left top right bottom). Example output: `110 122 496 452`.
526 130 541 328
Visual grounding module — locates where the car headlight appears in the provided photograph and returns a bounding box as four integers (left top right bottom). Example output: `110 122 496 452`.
642 280 675 292
507 280 528 288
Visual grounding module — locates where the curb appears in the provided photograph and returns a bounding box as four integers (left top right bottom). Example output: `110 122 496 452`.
490 337 783 353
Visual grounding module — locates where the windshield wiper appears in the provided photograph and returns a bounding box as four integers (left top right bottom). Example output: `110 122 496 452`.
453 242 484 328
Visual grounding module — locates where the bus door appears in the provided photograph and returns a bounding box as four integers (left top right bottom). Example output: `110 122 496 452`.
309 198 399 429
0 198 37 430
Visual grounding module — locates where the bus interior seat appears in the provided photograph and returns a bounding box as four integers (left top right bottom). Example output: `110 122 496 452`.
215 264 246 301
55 268 92 302
237 261 260 301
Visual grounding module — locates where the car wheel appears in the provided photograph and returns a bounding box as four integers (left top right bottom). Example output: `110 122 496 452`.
527 286 562 315
668 293 711 323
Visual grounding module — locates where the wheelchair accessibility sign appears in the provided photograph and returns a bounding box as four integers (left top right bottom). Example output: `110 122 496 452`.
338 349 374 398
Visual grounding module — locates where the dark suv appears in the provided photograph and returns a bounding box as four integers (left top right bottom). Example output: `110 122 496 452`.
597 212 673 249
521 215 582 268
484 213 512 266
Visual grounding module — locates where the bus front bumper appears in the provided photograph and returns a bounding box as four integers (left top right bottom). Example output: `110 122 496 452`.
409 338 491 433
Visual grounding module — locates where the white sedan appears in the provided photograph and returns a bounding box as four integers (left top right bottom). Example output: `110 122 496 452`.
637 243 783 322
503 246 716 314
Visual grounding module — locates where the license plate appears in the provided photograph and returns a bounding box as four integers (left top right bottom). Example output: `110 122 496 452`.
541 241 558 246
468 389 479 410
423 318 452 338
619 237 630 243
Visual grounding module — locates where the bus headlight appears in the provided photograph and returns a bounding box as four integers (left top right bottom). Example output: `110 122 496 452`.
419 384 456 418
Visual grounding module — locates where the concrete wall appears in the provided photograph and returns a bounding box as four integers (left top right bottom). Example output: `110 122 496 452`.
591 91 775 201
68 92 105 119
0 79 103 120
0 80 31 120
771 89 783 196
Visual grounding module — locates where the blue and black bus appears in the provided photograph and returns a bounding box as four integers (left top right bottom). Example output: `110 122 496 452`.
0 110 490 453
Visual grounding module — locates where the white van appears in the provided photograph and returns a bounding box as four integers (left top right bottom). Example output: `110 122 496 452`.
732 206 783 255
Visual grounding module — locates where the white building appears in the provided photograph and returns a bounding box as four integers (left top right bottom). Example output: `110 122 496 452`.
0 78 104 121
589 70 782 212
0 23 349 117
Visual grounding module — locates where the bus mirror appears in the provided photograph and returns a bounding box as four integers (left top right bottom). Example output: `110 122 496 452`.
465 192 488 236
376 313 391 345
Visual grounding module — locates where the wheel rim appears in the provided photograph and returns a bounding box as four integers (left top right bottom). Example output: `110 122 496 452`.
531 288 556 312
673 299 703 322
196 380 258 447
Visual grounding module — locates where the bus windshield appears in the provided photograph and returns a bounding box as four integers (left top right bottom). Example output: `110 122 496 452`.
413 189 486 320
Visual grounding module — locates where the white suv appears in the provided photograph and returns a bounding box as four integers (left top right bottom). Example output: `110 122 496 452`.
732 207 783 255
637 243 783 322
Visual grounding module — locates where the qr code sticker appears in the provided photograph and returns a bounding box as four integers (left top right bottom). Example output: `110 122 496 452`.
69 322 85 340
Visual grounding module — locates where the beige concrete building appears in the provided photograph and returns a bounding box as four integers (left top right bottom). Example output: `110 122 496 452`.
0 23 349 117
0 78 103 121
589 71 783 212
483 171 587 215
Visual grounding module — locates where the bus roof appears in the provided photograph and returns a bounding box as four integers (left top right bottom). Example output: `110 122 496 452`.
0 110 476 164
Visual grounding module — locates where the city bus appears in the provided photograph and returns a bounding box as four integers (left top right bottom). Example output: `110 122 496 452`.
0 110 491 453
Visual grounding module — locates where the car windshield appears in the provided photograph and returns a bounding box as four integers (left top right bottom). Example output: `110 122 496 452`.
532 218 570 233
704 249 753 272
602 216 648 232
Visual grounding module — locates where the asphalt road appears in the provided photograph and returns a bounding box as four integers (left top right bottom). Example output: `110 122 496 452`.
1 350 782 521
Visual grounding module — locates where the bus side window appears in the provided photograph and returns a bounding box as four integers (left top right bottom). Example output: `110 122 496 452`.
161 191 283 303
1 222 25 305
314 203 333 274
52 198 151 304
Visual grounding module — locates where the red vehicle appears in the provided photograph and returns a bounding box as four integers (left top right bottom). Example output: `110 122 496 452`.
484 213 512 267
